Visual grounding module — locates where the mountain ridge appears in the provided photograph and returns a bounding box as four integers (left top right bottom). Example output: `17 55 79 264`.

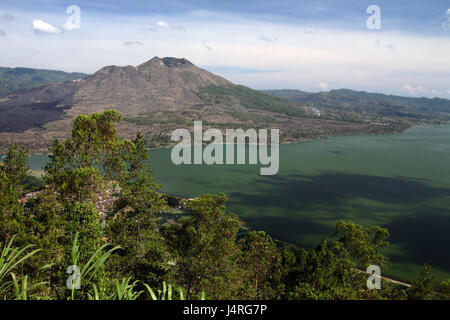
263 89 450 122
0 66 88 98
0 57 448 153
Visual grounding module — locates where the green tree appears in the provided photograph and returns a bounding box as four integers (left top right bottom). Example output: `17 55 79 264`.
44 110 124 271
165 193 243 299
333 220 390 269
21 192 64 283
115 133 167 213
283 221 391 300
0 158 26 244
44 110 123 202
287 240 366 300
407 264 436 300
1 142 30 194
107 133 169 285
238 231 281 299
436 279 450 300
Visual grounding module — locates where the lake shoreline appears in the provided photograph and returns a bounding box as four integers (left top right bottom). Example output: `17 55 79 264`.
21 122 450 158
25 123 450 282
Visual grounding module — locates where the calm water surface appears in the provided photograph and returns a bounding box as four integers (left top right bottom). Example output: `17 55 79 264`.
29 125 450 281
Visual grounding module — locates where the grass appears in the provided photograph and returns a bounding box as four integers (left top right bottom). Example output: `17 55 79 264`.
0 234 205 300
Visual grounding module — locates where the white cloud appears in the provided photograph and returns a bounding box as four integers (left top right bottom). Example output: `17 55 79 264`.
157 21 170 28
403 84 441 96
375 40 397 54
202 41 212 52
317 82 329 90
124 41 144 46
147 21 186 32
62 5 81 31
172 25 186 32
304 27 317 34
442 8 450 30
258 35 277 43
0 14 15 21
32 20 61 34
417 86 429 94
62 19 81 31
403 84 415 94
0 29 6 36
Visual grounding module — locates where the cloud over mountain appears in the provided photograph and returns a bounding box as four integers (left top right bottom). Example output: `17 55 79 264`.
317 82 329 90
403 84 438 95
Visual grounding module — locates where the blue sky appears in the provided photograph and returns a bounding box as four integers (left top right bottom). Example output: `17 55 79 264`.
2 0 447 33
0 0 449 97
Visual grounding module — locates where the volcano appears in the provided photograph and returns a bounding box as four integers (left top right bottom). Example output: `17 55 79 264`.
0 57 379 153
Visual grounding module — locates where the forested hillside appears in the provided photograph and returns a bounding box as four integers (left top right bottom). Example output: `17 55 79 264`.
1 110 448 300
264 89 450 122
0 67 88 97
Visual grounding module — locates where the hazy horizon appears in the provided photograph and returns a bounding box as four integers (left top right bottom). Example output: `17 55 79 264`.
0 0 449 98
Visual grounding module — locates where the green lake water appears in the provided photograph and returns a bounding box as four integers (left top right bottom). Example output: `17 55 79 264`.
28 125 450 282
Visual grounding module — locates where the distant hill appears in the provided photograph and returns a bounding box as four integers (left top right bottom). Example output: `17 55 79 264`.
263 89 450 122
0 58 446 153
0 67 88 97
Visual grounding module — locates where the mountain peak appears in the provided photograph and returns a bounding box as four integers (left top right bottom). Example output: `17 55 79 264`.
161 57 192 67
138 56 193 69
0 55 235 140
137 56 163 69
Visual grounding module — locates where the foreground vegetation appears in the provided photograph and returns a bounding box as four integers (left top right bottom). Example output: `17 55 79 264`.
0 109 449 300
